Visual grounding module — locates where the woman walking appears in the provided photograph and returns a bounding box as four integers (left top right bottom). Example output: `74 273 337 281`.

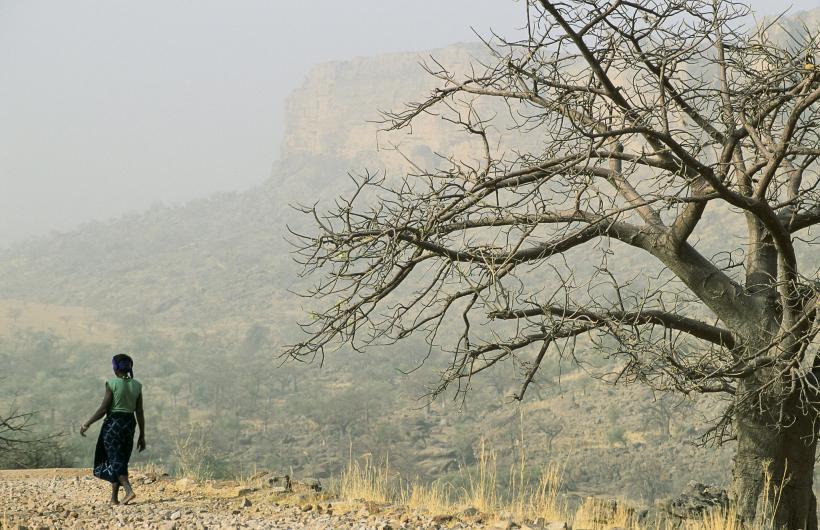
80 354 146 505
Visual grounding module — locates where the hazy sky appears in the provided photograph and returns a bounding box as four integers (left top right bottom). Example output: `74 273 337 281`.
0 1 816 247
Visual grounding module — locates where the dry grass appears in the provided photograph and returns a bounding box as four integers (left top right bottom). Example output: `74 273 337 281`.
334 443 784 530
573 496 635 530
133 461 168 477
462 440 499 514
519 463 567 523
336 440 569 523
172 429 215 481
338 453 393 504
684 507 743 530
400 479 454 515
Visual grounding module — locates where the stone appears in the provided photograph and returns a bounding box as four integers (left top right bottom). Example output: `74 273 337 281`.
159 523 177 530
490 520 520 530
170 510 182 520
300 478 322 492
239 498 252 508
462 506 479 517
659 482 729 519
174 478 194 491
234 487 255 497
544 522 569 530
432 514 454 524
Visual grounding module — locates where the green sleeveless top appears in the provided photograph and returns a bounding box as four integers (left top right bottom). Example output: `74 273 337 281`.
107 377 142 414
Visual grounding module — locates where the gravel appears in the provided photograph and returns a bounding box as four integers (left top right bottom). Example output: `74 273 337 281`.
0 469 497 529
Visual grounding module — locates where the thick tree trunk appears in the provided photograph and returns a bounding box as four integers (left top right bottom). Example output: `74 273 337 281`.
732 391 818 530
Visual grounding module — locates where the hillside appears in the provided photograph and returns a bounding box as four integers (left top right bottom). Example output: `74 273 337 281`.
2 8 819 506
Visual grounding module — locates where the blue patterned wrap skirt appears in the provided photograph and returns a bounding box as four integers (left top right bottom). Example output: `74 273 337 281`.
93 412 136 483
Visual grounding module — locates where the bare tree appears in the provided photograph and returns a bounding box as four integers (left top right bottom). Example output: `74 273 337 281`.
0 407 52 467
288 1 820 527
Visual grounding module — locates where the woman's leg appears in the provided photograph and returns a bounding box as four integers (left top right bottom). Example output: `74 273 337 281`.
119 475 136 504
110 482 120 504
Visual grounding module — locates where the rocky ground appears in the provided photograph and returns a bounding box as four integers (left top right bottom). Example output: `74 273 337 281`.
0 468 542 530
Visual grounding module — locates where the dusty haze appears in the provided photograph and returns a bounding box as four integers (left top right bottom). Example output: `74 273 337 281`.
0 0 816 247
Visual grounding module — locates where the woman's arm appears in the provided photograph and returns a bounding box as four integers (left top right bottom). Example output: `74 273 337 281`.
135 392 146 452
79 385 113 436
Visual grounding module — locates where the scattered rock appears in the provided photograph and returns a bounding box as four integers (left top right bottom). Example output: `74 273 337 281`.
659 481 729 519
248 470 292 492
291 477 322 493
432 513 455 524
173 478 195 491
462 506 479 516
239 497 252 508
490 520 520 530
543 521 569 530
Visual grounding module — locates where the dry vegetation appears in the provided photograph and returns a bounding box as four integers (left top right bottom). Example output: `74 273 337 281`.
334 446 780 530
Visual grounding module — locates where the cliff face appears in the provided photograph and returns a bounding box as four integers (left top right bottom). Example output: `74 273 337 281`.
281 44 485 166
278 42 542 191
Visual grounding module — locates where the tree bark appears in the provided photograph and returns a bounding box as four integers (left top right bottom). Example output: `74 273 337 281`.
732 385 818 530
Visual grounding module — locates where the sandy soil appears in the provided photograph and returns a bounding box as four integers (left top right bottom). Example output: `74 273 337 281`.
0 468 491 530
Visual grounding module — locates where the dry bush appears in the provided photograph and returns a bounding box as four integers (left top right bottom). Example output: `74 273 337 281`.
172 428 215 481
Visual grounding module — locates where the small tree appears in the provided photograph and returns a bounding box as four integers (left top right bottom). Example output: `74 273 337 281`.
0 407 62 468
288 1 820 527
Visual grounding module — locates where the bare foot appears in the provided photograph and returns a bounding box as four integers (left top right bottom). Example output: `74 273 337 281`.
121 491 136 505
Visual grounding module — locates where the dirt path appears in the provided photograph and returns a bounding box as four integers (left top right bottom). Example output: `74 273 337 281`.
0 468 465 529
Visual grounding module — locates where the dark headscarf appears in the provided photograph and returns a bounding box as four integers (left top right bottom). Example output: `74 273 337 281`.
112 354 134 379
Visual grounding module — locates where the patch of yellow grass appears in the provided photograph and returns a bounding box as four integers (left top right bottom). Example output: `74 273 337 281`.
335 440 569 524
573 496 635 530
133 460 168 477
400 479 454 515
338 453 393 504
462 440 499 514
684 507 743 530
332 443 783 530
520 462 567 523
